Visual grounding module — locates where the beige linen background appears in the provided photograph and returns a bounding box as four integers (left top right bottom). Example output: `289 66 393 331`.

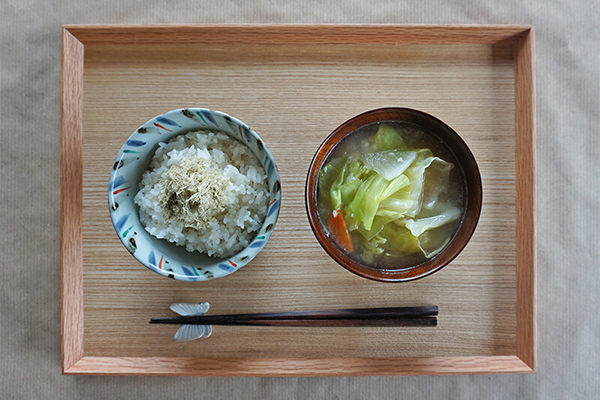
1 1 599 399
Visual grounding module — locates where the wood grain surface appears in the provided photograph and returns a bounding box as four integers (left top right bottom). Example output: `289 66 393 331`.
61 25 535 375
65 356 532 376
65 24 530 45
514 28 536 371
60 29 84 373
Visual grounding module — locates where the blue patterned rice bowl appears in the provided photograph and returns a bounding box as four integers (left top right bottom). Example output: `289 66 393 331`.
108 108 281 281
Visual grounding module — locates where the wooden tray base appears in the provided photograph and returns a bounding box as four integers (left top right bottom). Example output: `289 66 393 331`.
61 25 535 375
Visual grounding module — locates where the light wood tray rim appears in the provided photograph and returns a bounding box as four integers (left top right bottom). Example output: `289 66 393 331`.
61 24 535 376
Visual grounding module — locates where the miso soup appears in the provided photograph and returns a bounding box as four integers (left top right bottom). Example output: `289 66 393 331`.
317 121 466 269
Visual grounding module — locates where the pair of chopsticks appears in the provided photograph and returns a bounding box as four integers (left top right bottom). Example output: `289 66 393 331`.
149 305 438 327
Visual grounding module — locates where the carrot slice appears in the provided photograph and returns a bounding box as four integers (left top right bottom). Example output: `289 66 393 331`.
328 209 354 253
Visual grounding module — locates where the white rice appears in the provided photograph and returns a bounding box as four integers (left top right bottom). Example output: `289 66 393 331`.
134 130 269 258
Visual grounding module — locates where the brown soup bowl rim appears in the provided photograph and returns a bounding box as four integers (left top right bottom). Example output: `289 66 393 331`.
305 107 483 282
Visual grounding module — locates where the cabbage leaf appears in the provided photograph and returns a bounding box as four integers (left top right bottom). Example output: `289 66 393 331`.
394 150 453 218
404 204 461 237
318 124 460 262
362 150 417 181
374 124 406 151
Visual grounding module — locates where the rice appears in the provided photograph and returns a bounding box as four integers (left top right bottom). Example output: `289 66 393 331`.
134 130 269 258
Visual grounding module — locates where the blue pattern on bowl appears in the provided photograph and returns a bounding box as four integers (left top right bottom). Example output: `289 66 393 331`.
108 108 281 281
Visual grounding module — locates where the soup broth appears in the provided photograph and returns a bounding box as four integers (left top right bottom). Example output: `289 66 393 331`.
317 121 466 270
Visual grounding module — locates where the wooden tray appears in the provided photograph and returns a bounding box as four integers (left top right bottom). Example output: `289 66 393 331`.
61 24 535 375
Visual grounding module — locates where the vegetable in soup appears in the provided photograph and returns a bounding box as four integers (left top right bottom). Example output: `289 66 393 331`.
317 122 465 269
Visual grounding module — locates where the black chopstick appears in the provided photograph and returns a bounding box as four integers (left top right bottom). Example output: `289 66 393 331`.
154 317 436 327
149 306 438 327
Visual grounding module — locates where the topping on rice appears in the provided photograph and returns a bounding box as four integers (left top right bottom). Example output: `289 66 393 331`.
134 130 269 258
158 156 232 231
